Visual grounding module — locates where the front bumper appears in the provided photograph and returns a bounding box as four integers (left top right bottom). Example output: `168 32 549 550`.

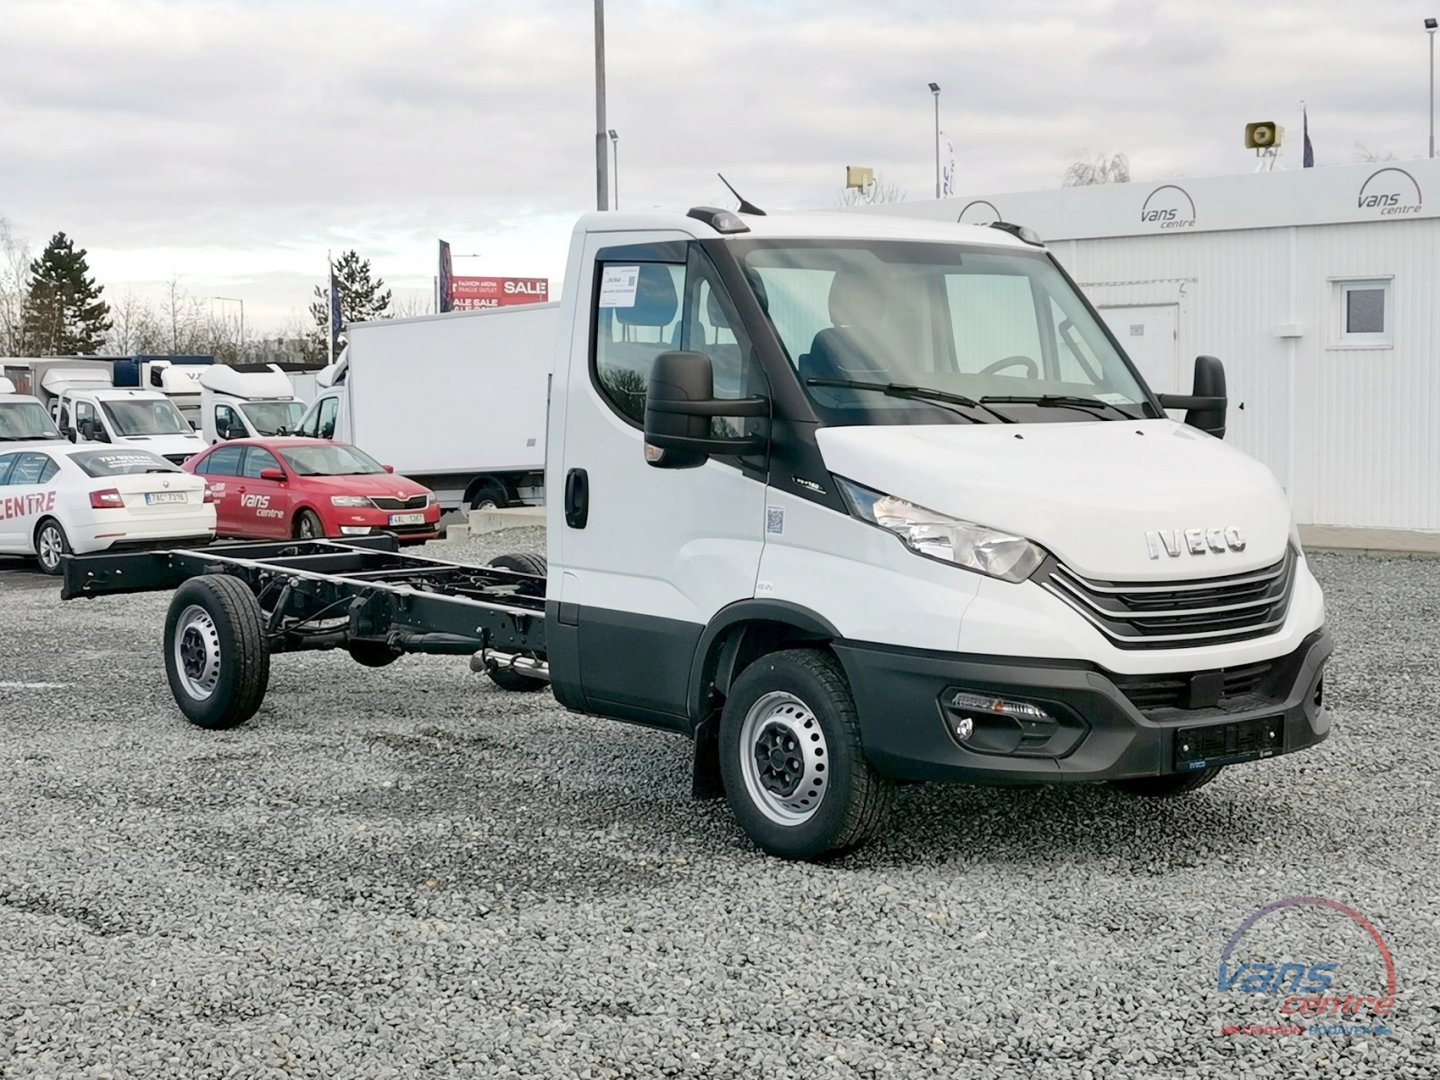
834 628 1332 783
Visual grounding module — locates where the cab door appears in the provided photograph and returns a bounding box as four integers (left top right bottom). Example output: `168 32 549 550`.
549 236 769 728
235 446 293 538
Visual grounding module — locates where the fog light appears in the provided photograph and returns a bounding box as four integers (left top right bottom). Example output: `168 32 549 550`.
339 526 372 535
943 689 1077 756
954 715 974 740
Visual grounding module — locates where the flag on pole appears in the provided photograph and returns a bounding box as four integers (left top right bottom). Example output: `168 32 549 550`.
1302 107 1315 168
438 239 454 313
328 257 342 362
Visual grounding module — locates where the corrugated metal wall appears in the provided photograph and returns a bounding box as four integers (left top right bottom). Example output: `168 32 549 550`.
1055 219 1440 531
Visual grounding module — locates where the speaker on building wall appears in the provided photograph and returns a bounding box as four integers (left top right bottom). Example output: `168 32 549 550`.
1244 122 1284 149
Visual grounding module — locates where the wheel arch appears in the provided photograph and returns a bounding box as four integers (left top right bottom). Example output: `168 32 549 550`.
686 600 841 729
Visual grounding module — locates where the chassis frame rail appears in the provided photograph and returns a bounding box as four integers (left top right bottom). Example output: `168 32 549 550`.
61 536 546 658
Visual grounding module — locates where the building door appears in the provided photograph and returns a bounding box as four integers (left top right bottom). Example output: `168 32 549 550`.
1098 304 1179 395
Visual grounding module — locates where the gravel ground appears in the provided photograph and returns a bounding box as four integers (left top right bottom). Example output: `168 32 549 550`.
0 534 1436 1079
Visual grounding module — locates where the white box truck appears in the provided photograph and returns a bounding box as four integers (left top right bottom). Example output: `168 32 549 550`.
64 208 1331 860
293 305 557 510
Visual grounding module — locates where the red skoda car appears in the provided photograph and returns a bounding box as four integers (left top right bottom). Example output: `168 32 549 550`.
182 438 440 544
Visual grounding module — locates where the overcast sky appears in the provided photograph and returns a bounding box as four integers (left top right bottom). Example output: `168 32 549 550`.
1 0 1434 335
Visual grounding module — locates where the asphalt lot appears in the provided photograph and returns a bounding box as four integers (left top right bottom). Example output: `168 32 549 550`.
0 533 1435 1078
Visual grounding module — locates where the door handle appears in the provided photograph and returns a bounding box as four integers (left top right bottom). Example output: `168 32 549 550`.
564 468 589 529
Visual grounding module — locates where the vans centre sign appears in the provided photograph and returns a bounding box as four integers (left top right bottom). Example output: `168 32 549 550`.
877 159 1439 241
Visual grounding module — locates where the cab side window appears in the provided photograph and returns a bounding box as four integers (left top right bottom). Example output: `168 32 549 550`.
205 446 244 476
215 404 242 438
592 245 763 428
316 397 338 440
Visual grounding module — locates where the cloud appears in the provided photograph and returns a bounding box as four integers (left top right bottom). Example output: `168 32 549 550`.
0 0 1432 331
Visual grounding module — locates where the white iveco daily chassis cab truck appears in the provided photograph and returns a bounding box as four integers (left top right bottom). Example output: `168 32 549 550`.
62 209 1330 860
199 363 308 443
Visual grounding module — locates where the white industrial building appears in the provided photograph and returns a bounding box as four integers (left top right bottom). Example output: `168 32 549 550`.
864 160 1440 545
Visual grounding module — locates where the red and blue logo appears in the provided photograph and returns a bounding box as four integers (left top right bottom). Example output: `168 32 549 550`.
1217 896 1398 1037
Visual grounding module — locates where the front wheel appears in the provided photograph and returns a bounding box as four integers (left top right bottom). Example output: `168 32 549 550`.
163 576 271 729
294 509 325 540
34 518 71 576
1109 767 1223 798
719 649 894 860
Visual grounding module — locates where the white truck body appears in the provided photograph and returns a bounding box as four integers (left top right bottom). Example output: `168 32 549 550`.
199 364 308 444
294 305 558 510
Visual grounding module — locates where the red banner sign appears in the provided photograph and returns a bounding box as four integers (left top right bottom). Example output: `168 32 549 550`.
449 276 550 310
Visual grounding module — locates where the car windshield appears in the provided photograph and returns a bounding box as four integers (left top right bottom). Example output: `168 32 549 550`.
70 449 179 477
240 401 308 436
278 444 386 476
0 400 62 440
100 398 192 436
738 240 1152 426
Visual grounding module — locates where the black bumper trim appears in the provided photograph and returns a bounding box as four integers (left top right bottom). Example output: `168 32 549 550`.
833 628 1332 784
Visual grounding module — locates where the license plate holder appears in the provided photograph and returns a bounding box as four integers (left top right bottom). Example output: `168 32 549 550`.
388 512 425 526
145 492 188 505
1174 715 1285 771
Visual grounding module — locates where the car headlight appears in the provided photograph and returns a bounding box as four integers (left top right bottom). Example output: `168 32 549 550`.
837 478 1046 583
330 495 372 508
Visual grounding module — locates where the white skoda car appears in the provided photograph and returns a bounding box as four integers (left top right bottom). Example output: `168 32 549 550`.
0 444 215 574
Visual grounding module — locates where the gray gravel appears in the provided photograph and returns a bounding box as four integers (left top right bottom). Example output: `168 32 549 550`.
0 535 1436 1078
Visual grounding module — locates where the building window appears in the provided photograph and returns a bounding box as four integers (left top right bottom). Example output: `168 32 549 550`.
1331 278 1392 348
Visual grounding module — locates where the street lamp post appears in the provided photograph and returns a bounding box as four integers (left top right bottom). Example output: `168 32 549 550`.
608 129 619 210
594 0 610 211
212 296 244 352
928 82 941 198
1427 18 1438 158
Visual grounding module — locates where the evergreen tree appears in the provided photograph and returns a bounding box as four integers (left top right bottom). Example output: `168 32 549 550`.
20 231 112 355
307 250 392 361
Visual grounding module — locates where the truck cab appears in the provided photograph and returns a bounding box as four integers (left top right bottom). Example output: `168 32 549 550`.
200 363 308 443
0 376 66 445
30 362 206 464
541 208 1328 856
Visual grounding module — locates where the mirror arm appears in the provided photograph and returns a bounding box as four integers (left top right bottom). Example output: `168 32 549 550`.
1156 393 1226 411
646 396 769 419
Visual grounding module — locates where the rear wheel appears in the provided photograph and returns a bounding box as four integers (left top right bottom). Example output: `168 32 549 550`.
1109 767 1223 798
719 649 894 860
163 575 270 729
294 509 325 540
469 480 509 512
483 552 548 692
33 518 70 576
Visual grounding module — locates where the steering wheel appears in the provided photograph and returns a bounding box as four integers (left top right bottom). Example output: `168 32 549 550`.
980 355 1039 378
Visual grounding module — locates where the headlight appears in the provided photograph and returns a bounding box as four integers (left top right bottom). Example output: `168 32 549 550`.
837 478 1046 583
330 495 372 508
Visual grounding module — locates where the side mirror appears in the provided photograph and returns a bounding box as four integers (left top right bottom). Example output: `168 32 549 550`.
215 418 231 440
259 467 286 482
1157 355 1227 439
77 418 97 441
383 464 395 474
642 351 768 469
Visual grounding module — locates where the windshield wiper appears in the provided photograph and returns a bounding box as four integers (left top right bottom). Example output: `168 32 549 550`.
979 394 1138 420
806 379 1015 424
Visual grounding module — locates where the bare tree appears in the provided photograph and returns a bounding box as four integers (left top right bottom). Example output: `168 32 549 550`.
390 288 434 318
0 216 31 355
1062 152 1131 186
1352 142 1397 163
839 174 908 207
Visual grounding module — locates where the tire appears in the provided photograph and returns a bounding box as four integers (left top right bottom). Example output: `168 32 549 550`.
33 518 70 576
294 509 325 540
163 575 271 729
469 481 509 512
719 648 894 860
348 640 400 668
1109 767 1223 798
487 552 547 578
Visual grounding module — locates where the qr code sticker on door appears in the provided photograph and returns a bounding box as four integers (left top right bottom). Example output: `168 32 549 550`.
766 507 785 535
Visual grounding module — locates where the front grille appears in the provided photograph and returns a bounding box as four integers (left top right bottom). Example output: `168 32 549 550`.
1036 547 1296 649
370 495 429 511
1114 660 1275 712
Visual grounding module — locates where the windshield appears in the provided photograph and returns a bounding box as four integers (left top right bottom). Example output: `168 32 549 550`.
100 398 192 436
240 401 307 436
71 449 179 477
278 444 385 476
0 400 62 441
739 240 1151 425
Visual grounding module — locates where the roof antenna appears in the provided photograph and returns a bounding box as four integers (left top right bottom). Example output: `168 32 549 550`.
717 173 766 216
